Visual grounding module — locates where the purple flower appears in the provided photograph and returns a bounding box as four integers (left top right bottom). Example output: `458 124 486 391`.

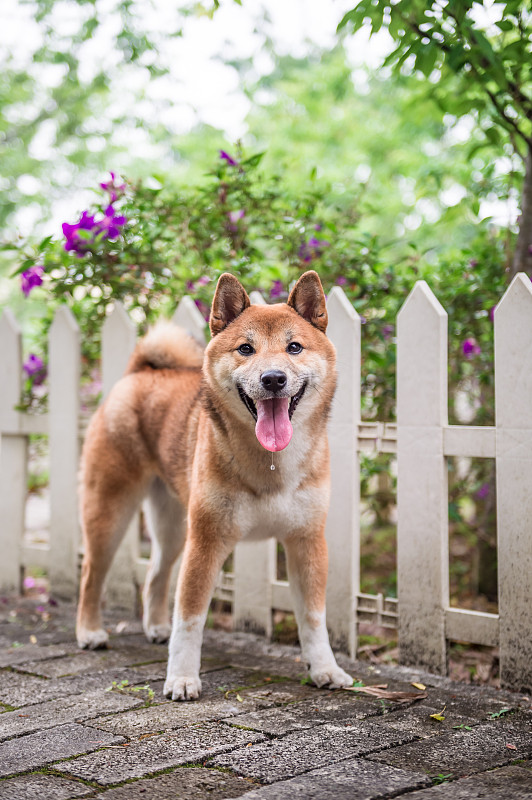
228 209 245 224
63 206 127 255
100 171 126 204
23 354 47 385
220 150 238 167
383 324 394 339
489 305 496 322
21 265 44 297
270 280 285 299
63 210 100 255
99 205 127 239
298 236 330 263
194 298 210 321
23 576 36 589
462 338 481 357
476 482 490 499
186 280 196 292
335 276 347 286
196 275 211 286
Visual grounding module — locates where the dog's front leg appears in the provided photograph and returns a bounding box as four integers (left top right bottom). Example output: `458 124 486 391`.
284 529 353 689
164 521 235 701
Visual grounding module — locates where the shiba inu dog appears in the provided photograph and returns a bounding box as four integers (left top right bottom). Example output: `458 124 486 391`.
76 270 353 699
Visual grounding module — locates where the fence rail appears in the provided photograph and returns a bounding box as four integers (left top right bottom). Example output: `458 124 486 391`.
1 276 531 693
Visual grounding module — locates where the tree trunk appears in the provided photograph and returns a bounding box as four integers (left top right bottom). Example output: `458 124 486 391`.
511 146 532 278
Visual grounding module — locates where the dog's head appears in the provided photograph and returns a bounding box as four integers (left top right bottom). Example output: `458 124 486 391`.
204 271 336 452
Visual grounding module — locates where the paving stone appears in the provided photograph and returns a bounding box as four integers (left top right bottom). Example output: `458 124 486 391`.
222 758 432 799
90 672 326 737
0 773 92 800
379 704 484 738
0 643 73 668
404 765 532 798
16 643 168 678
368 714 532 778
212 720 417 784
223 694 382 735
0 688 143 741
0 666 149 708
93 767 255 799
414 685 524 722
0 722 124 778
56 722 265 785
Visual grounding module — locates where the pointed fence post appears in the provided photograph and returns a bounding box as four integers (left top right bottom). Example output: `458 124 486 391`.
0 310 26 591
397 281 448 674
325 287 360 657
233 289 276 636
495 273 532 693
172 296 207 346
48 307 81 599
101 302 139 609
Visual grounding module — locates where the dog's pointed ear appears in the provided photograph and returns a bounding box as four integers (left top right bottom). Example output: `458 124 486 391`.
210 273 251 336
287 271 328 332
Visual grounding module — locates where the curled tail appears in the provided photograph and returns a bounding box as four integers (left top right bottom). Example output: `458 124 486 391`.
126 321 204 374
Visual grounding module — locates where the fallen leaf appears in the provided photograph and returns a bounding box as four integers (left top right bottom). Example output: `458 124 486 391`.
506 743 517 750
236 693 243 702
430 704 447 722
343 684 427 703
411 682 426 691
29 635 37 644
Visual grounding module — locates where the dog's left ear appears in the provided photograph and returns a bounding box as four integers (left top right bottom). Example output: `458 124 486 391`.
287 271 328 332
210 273 251 336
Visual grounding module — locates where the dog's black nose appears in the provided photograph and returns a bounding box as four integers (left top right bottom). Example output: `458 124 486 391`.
261 370 287 393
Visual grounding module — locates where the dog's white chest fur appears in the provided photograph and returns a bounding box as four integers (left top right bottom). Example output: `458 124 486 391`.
235 484 329 541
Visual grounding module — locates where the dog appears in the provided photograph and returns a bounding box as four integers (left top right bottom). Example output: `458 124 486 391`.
76 270 353 699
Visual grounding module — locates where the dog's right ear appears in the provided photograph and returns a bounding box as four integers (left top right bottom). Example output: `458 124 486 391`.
210 273 251 336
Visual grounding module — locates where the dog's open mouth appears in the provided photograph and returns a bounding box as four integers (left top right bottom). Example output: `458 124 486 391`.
238 383 307 453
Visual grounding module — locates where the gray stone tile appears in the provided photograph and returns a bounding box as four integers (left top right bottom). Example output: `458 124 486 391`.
368 714 532 777
0 666 149 708
223 758 432 799
0 688 143 741
222 694 382 736
0 643 73 668
91 694 261 736
56 722 265 785
16 644 168 678
0 722 124 778
90 672 327 737
415 685 524 722
212 720 417 783
404 765 532 798
0 773 92 800
94 767 255 799
379 704 483 739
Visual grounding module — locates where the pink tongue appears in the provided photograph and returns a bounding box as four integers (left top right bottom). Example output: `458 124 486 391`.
255 398 293 452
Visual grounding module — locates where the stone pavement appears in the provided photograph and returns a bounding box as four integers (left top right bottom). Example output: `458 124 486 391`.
0 596 531 799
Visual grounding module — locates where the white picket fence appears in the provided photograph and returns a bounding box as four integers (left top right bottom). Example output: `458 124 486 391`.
1 275 531 693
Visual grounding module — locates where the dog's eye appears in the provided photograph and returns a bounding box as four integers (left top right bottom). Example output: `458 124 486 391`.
237 343 255 356
287 342 303 354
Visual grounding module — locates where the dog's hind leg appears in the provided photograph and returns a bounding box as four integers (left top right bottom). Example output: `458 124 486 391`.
77 428 149 650
142 478 187 643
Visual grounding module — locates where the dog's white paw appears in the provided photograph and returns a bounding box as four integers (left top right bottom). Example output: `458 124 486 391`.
164 674 202 701
144 622 172 644
77 627 109 650
310 664 353 689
